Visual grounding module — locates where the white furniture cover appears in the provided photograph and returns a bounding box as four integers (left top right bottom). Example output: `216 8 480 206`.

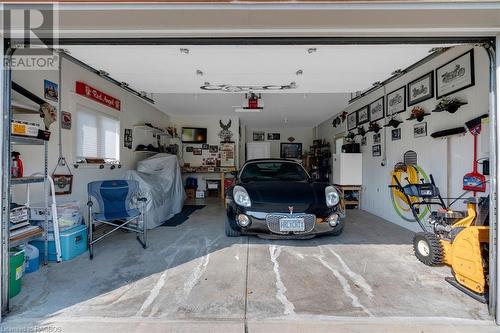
124 154 185 229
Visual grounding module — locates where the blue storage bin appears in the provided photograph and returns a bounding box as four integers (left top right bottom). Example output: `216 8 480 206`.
30 224 87 262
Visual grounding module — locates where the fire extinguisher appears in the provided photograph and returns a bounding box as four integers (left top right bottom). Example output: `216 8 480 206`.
11 151 23 178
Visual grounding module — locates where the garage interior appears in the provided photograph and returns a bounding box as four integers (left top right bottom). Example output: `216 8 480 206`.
1 38 497 332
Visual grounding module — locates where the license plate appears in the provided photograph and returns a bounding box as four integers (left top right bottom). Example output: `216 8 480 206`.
279 218 305 232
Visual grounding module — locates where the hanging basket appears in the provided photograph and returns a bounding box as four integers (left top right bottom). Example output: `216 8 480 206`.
52 157 73 195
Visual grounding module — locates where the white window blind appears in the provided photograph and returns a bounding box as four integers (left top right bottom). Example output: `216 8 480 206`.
75 106 120 161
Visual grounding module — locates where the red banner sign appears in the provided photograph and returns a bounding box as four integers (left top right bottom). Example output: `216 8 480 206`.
75 81 121 111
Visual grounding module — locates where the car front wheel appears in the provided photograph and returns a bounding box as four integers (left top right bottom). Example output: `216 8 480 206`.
225 215 241 237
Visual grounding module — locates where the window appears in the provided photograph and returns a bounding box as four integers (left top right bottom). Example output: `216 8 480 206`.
75 105 120 161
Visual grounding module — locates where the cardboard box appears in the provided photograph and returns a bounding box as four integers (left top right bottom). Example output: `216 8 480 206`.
11 120 39 137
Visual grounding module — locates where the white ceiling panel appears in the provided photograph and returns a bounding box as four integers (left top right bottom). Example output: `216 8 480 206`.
65 44 440 94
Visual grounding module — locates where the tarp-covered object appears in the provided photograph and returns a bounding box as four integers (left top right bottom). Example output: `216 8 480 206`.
124 154 185 229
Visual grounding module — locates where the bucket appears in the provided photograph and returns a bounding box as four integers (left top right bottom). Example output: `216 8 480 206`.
23 244 40 273
9 248 25 298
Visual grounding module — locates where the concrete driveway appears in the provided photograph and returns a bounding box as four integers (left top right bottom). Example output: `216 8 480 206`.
3 199 494 332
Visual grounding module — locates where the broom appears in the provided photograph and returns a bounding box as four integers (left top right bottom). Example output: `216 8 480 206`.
463 114 488 194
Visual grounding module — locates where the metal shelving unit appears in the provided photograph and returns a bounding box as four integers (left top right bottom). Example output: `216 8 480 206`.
1 100 50 315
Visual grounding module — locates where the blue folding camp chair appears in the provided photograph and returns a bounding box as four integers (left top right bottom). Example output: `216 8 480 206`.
87 180 147 259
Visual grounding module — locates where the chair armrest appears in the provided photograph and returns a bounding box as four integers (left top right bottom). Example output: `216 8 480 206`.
87 200 93 207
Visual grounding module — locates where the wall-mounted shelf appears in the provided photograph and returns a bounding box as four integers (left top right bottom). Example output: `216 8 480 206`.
133 125 172 137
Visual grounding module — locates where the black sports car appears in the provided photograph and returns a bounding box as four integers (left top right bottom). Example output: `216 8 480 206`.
225 159 345 239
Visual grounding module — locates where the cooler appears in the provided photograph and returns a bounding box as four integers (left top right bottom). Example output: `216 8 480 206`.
31 224 87 261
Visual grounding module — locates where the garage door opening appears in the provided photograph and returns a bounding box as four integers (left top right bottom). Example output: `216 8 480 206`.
1 38 497 331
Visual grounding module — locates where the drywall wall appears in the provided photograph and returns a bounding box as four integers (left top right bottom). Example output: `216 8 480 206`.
11 53 171 214
245 127 314 160
316 46 490 231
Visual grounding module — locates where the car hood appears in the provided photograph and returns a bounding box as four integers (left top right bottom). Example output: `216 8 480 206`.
241 180 328 213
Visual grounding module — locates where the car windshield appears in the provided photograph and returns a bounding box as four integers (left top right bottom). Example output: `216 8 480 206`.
240 162 308 182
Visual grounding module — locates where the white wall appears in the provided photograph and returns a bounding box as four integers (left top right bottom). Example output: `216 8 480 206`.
11 54 171 208
316 46 490 231
245 127 314 160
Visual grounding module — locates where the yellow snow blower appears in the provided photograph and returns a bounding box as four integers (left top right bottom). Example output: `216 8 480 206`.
390 173 489 303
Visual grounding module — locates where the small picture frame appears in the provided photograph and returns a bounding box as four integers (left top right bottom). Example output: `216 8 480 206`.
267 133 281 140
202 143 209 150
392 128 401 141
209 145 219 153
414 122 427 138
44 79 58 102
61 111 72 130
347 112 357 131
186 146 194 152
52 174 73 195
357 106 370 125
386 86 406 115
408 71 434 106
373 132 381 144
369 97 384 122
372 145 381 157
124 128 132 149
436 49 475 99
193 148 202 155
253 131 265 141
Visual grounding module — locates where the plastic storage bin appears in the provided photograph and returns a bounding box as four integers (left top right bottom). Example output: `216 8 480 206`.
9 248 25 298
23 244 39 273
30 200 82 232
30 224 88 262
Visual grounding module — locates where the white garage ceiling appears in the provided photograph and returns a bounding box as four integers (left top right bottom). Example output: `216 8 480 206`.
66 44 439 94
65 44 447 127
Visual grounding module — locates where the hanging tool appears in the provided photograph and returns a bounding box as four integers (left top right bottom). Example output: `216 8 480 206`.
463 114 488 194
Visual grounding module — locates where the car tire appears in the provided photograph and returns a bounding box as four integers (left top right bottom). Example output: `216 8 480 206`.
225 215 241 237
413 232 443 266
329 221 345 236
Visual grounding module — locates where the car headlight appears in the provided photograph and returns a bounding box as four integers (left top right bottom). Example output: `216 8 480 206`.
325 186 340 207
233 185 251 207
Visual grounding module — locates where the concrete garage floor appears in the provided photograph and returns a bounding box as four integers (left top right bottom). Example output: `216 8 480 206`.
3 198 495 332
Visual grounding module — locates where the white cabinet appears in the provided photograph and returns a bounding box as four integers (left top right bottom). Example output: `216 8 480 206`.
332 153 362 185
246 142 270 160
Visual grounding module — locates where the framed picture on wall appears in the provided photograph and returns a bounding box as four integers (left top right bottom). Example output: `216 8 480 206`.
392 128 401 141
193 148 202 155
369 97 384 122
414 122 427 138
186 146 193 152
267 133 280 140
407 71 434 106
253 131 265 141
347 112 357 131
386 86 406 115
280 143 302 159
357 106 370 125
436 49 475 99
372 144 381 157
